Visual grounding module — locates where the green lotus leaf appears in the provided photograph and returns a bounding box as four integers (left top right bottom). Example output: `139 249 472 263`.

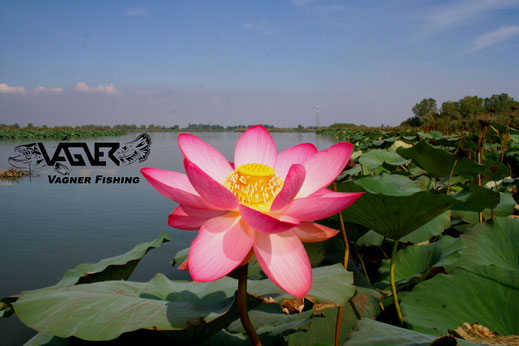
346 318 477 346
401 265 519 336
481 159 510 183
207 303 315 345
2 232 171 322
376 236 465 289
345 173 422 196
455 217 519 274
452 192 517 224
450 185 500 211
248 264 355 306
56 231 171 287
24 333 69 346
285 287 381 345
400 211 451 243
13 264 353 341
340 176 498 240
356 230 384 246
490 121 518 134
171 246 189 268
397 141 484 178
358 149 410 174
338 186 453 240
372 137 397 148
14 274 241 341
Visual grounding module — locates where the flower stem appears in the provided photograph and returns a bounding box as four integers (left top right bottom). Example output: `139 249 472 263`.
332 182 349 346
501 117 511 162
390 240 404 326
355 245 370 282
446 159 458 195
237 264 261 346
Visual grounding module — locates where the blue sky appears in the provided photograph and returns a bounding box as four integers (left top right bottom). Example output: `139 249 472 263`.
1 0 519 127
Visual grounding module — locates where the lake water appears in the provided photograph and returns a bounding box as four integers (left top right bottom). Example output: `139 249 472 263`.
0 131 339 345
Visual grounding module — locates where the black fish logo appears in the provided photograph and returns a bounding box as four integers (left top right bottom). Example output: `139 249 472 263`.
115 133 151 165
7 134 151 176
8 143 45 169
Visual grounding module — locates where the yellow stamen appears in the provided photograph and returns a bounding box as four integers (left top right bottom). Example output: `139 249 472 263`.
224 163 284 211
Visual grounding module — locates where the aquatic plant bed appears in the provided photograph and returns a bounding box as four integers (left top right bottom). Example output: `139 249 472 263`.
0 128 126 140
1 123 518 345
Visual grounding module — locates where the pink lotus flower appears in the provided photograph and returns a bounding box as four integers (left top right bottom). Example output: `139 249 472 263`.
141 125 362 297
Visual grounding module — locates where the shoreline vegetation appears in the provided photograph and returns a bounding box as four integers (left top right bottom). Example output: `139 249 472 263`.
1 93 517 140
0 123 318 140
0 167 31 180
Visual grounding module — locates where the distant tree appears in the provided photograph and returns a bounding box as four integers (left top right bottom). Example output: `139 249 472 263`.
412 98 438 120
439 101 461 119
484 93 519 113
139 124 146 129
27 123 33 128
12 123 20 129
401 116 422 127
458 96 484 118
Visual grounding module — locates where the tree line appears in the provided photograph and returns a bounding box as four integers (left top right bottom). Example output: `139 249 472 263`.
402 93 518 127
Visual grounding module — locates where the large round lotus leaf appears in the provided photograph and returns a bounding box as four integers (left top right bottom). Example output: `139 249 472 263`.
401 265 519 336
376 236 465 289
481 159 510 183
13 264 354 341
451 193 516 224
14 274 239 341
339 177 498 240
346 318 477 346
400 211 451 243
57 231 171 287
343 173 422 196
358 149 410 173
339 181 456 240
1 233 171 321
456 217 519 274
397 140 484 178
449 185 500 212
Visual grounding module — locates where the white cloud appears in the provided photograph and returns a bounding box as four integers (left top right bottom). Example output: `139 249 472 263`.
0 83 26 94
470 25 519 51
33 86 64 94
426 0 519 31
75 82 121 95
125 7 145 16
